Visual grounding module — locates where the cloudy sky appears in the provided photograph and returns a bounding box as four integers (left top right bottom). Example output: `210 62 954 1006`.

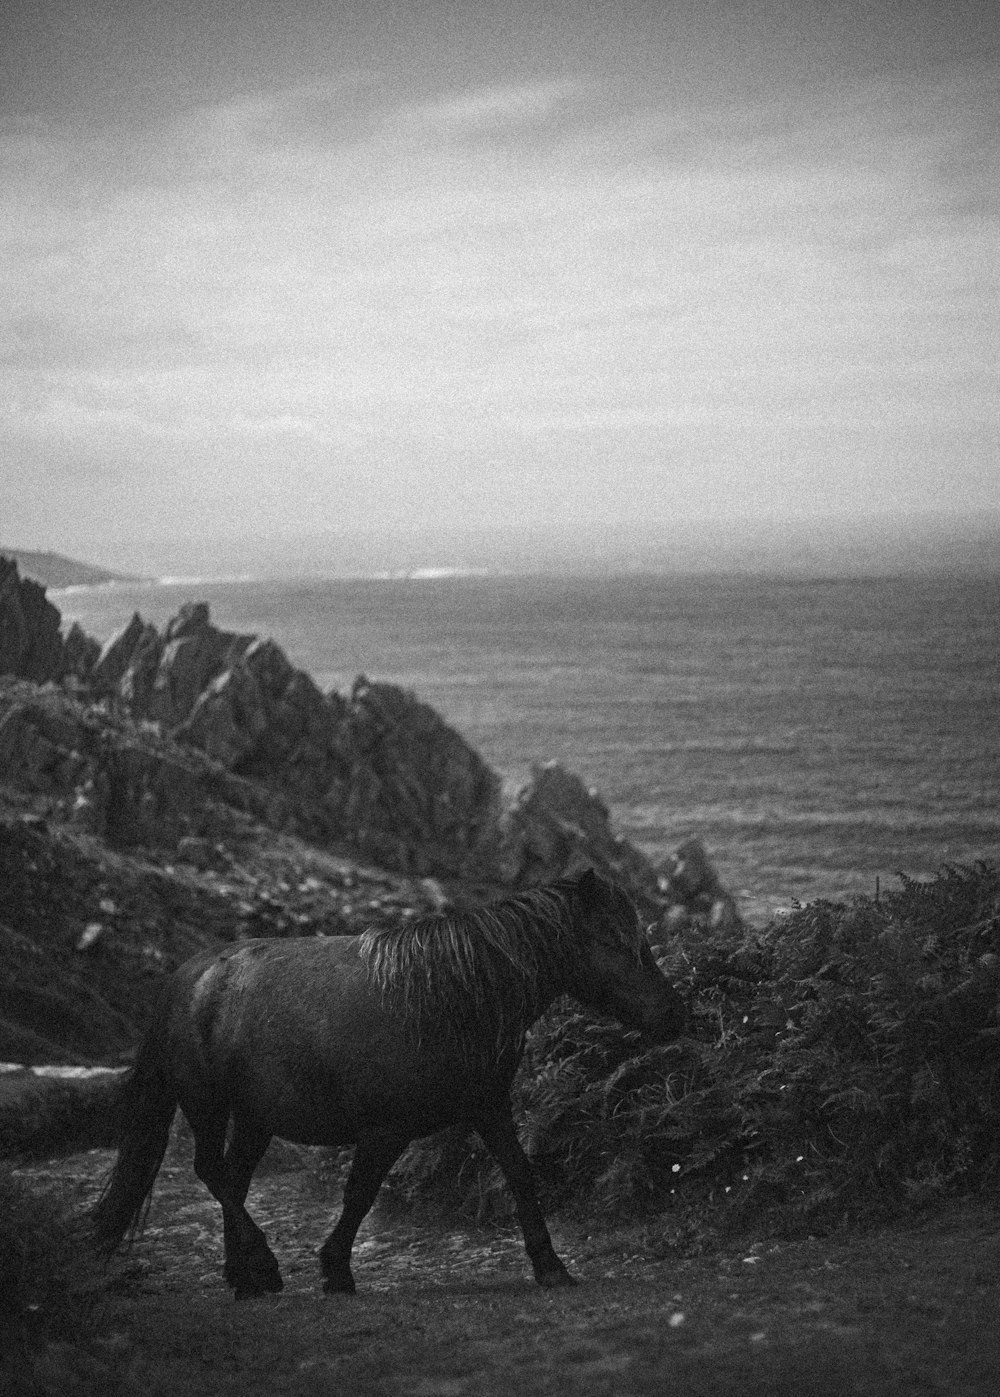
1 0 997 575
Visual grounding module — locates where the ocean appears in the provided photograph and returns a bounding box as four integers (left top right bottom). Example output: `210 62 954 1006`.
55 572 1000 924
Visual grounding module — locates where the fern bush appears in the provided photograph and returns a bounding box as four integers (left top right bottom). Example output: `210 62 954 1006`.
387 863 1000 1233
0 1166 104 1392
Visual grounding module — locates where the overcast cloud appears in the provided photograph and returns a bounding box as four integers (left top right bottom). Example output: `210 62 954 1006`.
1 1 997 573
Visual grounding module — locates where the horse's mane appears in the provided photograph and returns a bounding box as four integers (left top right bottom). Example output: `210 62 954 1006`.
359 875 645 1058
359 882 587 1052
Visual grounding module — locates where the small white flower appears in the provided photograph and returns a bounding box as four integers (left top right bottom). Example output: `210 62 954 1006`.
76 923 103 951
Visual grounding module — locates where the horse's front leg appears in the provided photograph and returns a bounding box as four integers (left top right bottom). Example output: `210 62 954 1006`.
475 1108 575 1288
319 1133 408 1294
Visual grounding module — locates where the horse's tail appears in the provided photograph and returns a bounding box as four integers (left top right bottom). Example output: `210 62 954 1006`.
92 1017 178 1255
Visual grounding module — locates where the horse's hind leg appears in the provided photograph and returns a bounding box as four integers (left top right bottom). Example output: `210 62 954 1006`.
475 1109 575 1288
318 1132 408 1294
188 1108 282 1299
221 1114 273 1291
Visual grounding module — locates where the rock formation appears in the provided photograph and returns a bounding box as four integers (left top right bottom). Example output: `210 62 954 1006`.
331 678 503 876
75 597 506 875
1 561 743 917
498 761 661 907
91 602 252 725
180 636 336 781
0 556 65 683
657 836 742 931
0 677 288 849
62 622 101 682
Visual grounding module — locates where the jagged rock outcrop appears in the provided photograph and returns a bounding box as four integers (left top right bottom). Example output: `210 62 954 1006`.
0 556 65 683
90 611 147 695
656 836 742 931
0 679 286 848
148 603 253 727
178 654 502 876
62 622 100 682
332 678 503 876
82 604 507 875
179 637 338 782
498 761 661 905
2 573 745 913
91 602 251 726
497 765 742 927
1 632 506 879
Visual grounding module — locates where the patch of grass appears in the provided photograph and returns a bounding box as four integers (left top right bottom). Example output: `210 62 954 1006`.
0 1072 122 1160
389 863 1000 1238
0 1165 130 1396
0 1167 84 1335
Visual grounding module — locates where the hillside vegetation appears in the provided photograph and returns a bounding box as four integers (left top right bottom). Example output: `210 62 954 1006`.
392 862 1000 1236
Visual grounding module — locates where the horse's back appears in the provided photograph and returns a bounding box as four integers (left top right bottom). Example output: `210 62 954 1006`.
169 935 375 1057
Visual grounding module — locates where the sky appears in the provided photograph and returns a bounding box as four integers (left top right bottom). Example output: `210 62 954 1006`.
1 0 998 576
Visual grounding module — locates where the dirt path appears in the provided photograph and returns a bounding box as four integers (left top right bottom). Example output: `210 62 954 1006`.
20 1134 1000 1397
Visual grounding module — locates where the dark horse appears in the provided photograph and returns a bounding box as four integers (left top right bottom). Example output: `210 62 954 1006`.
93 869 685 1297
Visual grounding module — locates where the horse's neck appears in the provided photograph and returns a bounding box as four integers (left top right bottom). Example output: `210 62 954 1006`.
517 958 572 1031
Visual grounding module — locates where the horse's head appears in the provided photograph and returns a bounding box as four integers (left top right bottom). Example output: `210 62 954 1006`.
569 869 687 1042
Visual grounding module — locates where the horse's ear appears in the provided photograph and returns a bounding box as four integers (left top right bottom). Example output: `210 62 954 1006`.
578 868 601 902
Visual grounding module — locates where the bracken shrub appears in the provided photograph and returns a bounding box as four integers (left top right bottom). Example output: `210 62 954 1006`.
0 1167 87 1389
387 863 1000 1235
0 1168 135 1396
0 1168 82 1338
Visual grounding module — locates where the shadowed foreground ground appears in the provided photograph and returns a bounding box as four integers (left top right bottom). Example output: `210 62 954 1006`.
14 1127 1000 1397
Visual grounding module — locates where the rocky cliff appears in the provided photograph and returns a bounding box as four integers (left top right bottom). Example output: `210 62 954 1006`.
1 555 740 912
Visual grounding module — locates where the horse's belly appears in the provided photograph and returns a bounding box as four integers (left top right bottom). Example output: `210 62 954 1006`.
240 1072 486 1148
267 1109 359 1148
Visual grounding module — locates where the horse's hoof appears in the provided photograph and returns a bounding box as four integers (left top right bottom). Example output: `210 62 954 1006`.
232 1254 283 1298
535 1266 577 1289
322 1271 357 1296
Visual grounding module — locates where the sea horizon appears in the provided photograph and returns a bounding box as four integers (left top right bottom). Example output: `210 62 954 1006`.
47 556 1000 595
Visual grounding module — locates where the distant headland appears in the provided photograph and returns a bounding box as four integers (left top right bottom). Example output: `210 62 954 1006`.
0 548 146 590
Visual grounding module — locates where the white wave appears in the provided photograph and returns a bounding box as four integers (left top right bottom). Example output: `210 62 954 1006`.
49 578 153 595
152 573 260 586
